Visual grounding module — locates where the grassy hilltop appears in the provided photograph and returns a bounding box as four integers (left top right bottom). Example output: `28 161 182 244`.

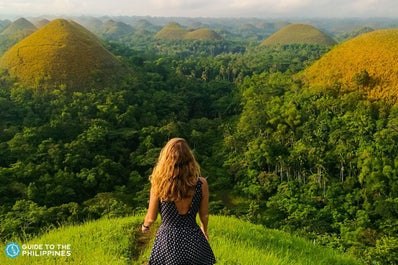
154 22 222 41
0 18 126 90
0 17 37 40
261 23 336 46
0 215 362 265
301 28 398 99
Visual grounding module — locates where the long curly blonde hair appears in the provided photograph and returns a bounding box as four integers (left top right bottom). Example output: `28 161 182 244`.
150 138 200 201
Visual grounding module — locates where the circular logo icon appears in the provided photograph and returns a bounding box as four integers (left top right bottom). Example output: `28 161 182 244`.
5 242 21 258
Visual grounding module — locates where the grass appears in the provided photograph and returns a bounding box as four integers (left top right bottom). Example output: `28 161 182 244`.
1 215 363 265
209 216 362 265
0 216 146 265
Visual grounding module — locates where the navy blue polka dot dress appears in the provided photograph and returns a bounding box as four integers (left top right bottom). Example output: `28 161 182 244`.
148 179 216 264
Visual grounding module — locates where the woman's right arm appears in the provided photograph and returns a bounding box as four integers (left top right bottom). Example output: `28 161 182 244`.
142 187 159 233
199 177 210 240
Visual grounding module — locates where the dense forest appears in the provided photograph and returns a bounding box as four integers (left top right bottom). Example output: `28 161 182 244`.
1 16 398 264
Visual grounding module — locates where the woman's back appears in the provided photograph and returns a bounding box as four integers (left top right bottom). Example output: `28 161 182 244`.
142 138 216 264
158 179 202 228
149 179 216 264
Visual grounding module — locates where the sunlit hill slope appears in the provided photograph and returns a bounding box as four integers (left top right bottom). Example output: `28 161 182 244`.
261 23 336 46
301 29 398 100
154 22 222 41
0 18 127 90
185 28 222 40
0 215 361 265
154 22 188 40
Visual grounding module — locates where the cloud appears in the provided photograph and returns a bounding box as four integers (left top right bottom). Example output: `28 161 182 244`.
224 0 398 18
51 0 81 13
0 0 397 17
148 0 222 16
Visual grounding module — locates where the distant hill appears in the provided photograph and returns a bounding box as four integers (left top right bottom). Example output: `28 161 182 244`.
101 19 134 38
255 21 287 34
189 22 206 30
0 19 127 90
32 18 50 29
337 26 375 41
0 19 11 32
184 28 222 40
154 22 188 40
73 16 103 35
301 29 398 99
0 17 37 40
239 23 258 31
261 23 337 46
155 22 222 41
134 19 161 33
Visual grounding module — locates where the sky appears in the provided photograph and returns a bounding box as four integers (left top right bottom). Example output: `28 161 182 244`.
0 0 397 19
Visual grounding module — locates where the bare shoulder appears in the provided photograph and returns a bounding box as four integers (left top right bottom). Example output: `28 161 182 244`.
199 177 209 195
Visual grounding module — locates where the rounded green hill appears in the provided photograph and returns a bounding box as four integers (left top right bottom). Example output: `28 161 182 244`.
33 18 50 28
0 19 11 32
0 17 37 39
101 19 134 38
134 19 160 33
0 18 126 90
261 23 336 46
154 22 188 40
154 23 221 41
184 28 222 40
301 29 398 99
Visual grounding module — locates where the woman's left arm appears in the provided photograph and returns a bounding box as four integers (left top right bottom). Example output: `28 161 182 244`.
199 177 210 240
142 187 159 233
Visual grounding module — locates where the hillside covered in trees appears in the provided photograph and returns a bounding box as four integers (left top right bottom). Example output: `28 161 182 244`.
1 16 398 264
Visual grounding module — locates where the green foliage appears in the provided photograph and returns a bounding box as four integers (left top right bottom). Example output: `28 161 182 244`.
368 236 398 264
227 62 398 263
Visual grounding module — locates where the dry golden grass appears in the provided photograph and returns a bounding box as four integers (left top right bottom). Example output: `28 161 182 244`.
301 29 398 99
261 23 336 46
0 19 126 90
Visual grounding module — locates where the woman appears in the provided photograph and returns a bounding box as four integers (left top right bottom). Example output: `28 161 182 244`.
142 138 216 264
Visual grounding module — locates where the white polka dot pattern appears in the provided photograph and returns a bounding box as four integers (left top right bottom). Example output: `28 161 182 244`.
148 180 216 264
